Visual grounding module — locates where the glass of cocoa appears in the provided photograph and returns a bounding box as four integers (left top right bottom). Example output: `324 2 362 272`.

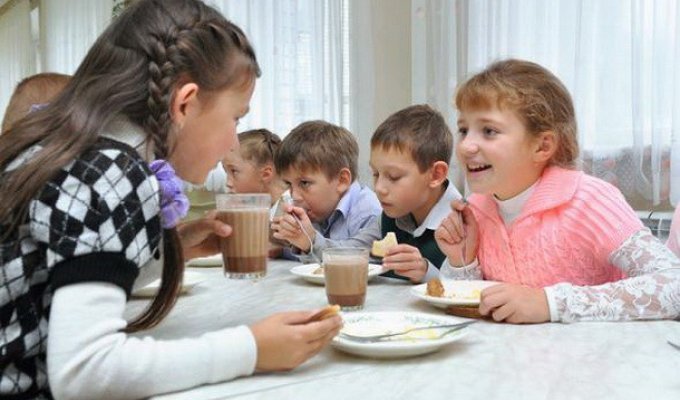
322 247 369 311
215 193 271 279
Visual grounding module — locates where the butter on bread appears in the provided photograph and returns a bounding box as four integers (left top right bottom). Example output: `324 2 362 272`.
371 232 398 257
426 278 445 297
310 304 341 321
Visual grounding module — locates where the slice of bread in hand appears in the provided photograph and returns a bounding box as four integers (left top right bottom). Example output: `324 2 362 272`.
371 232 398 257
309 304 341 322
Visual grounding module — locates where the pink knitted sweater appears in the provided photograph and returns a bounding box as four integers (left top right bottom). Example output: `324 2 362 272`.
469 167 643 288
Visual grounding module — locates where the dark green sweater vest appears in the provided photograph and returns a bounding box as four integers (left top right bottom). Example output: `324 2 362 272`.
380 213 445 280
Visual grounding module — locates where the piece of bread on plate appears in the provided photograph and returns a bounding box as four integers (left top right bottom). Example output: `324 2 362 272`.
426 278 445 297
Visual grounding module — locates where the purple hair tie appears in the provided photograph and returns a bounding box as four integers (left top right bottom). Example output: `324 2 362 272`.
29 103 48 113
149 160 189 229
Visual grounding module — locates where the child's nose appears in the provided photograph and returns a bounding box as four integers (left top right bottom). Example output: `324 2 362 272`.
373 178 388 195
290 188 303 203
458 136 479 155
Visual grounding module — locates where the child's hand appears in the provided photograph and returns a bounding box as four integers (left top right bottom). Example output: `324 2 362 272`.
268 243 284 259
177 210 232 260
382 244 428 283
271 205 316 252
250 310 342 371
478 283 550 324
435 200 478 265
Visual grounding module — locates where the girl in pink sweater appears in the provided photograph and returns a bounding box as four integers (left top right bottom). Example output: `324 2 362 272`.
436 59 680 323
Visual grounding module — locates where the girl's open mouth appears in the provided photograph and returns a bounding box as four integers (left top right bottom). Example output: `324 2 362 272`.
467 164 492 173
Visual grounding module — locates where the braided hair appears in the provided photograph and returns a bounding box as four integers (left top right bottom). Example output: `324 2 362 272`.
0 0 261 331
238 129 282 167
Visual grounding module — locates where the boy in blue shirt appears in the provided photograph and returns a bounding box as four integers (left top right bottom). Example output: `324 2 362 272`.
272 121 381 262
277 105 461 283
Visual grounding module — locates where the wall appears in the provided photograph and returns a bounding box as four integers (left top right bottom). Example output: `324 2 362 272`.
354 0 412 185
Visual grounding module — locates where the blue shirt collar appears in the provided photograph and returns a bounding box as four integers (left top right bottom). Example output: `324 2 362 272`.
319 181 362 233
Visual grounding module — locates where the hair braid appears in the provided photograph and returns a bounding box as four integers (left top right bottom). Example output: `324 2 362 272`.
0 0 261 333
145 30 179 158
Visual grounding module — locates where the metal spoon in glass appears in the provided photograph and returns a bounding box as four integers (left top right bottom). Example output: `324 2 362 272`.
277 193 321 264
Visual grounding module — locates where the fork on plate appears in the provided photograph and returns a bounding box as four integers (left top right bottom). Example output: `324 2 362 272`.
668 340 680 351
338 320 476 343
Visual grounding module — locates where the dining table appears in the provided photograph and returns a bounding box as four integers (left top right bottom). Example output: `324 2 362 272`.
124 258 680 400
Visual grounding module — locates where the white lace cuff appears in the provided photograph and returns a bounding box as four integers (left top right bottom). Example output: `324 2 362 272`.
549 229 680 322
439 257 482 280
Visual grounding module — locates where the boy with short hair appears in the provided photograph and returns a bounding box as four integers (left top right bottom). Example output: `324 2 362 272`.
272 120 381 262
370 104 461 282
278 105 461 283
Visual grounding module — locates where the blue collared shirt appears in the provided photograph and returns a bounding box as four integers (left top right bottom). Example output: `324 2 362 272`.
314 181 381 240
287 181 381 263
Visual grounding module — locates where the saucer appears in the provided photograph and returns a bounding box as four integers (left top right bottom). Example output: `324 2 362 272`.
290 263 384 285
411 280 500 308
132 271 205 297
186 254 223 268
332 311 469 358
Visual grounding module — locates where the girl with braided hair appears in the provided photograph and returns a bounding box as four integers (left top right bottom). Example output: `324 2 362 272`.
0 0 340 398
222 129 289 219
223 128 290 258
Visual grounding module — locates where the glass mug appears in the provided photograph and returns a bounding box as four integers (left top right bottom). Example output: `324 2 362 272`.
323 247 369 310
215 193 271 279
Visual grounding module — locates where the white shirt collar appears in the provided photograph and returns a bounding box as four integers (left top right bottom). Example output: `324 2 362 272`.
396 181 462 237
494 182 537 226
100 116 152 161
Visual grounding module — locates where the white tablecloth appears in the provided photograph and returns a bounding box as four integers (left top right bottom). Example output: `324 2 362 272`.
124 259 680 400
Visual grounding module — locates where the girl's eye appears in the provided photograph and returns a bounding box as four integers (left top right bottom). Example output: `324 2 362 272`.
457 127 468 136
483 127 499 136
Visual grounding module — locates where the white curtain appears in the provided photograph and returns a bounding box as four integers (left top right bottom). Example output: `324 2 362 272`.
0 0 35 125
412 0 462 187
39 0 113 74
416 0 680 209
209 0 350 138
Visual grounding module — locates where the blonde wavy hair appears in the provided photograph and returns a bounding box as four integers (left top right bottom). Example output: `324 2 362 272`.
455 59 579 169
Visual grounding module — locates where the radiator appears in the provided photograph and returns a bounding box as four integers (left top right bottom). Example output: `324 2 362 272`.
636 211 674 241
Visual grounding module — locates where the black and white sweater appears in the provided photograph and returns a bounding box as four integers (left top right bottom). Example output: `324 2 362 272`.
0 137 162 399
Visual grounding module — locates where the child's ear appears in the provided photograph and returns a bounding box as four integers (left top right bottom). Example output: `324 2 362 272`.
171 82 199 127
534 131 557 164
336 168 352 193
429 161 449 188
260 163 274 184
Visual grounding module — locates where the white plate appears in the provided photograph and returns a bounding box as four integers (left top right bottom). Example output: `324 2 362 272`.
186 254 223 268
132 271 205 297
411 280 501 308
290 263 384 285
332 311 469 359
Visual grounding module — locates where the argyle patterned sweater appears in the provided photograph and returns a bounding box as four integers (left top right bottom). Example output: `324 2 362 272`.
0 138 161 399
